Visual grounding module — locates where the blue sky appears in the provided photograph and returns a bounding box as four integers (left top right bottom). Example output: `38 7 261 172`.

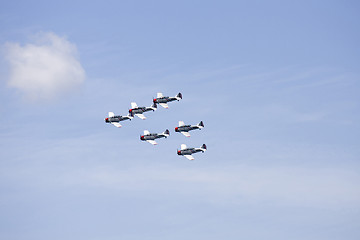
1 1 360 239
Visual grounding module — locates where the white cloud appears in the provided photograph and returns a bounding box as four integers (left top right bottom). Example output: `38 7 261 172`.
4 32 85 100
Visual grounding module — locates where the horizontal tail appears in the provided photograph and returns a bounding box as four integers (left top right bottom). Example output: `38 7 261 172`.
146 103 157 112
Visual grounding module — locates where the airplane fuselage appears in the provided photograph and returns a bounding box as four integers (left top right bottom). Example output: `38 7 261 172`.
154 96 177 104
130 107 145 114
105 115 130 123
130 106 154 115
175 125 199 132
140 133 166 141
177 148 202 155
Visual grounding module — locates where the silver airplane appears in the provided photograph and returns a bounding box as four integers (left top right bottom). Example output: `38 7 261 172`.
140 129 170 145
105 112 133 128
153 92 182 109
175 121 204 137
129 102 157 120
177 144 207 160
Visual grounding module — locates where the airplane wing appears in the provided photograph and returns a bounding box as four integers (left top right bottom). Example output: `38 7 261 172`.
146 140 158 145
108 112 115 117
131 102 138 109
157 92 163 98
159 103 169 109
143 130 150 135
135 114 146 120
179 121 185 126
181 131 191 137
111 122 122 128
184 155 194 160
181 144 187 150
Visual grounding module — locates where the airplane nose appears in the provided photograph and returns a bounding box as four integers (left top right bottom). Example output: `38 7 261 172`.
177 150 181 155
140 135 144 140
153 98 157 103
175 127 178 132
105 118 109 123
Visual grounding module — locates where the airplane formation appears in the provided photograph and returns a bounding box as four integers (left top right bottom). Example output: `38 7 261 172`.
104 92 207 160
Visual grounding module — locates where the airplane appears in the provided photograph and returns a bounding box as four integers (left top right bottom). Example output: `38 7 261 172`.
177 144 207 160
104 112 133 128
153 92 182 109
129 102 157 120
175 121 204 137
140 129 170 145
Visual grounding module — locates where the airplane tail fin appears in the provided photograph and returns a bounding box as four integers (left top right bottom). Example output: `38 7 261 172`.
127 113 134 120
200 144 207 152
176 92 182 100
197 121 204 128
163 129 170 137
151 102 157 111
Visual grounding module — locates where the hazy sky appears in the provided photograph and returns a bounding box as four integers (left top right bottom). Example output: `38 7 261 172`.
1 1 360 240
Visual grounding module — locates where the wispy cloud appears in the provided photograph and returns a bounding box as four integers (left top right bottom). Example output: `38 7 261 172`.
49 165 360 208
3 32 85 101
263 104 328 123
5 152 357 209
